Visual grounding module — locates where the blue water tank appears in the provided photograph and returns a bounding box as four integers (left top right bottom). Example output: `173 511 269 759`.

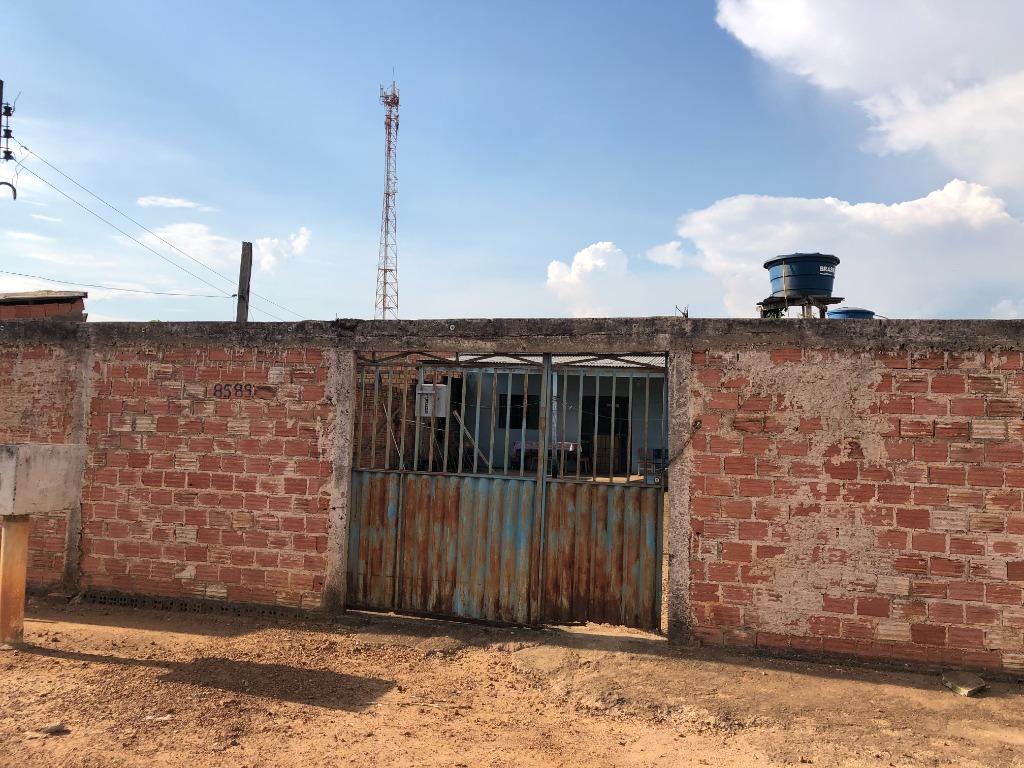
826 307 875 319
763 253 839 298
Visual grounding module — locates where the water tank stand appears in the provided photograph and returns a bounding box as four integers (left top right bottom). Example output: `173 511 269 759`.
757 294 844 319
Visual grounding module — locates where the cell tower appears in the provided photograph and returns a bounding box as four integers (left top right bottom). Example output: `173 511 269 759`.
375 81 400 320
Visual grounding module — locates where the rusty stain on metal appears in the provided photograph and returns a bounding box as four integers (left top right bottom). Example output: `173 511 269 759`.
347 354 667 631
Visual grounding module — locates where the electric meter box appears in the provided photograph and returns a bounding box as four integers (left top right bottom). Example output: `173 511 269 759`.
416 383 450 418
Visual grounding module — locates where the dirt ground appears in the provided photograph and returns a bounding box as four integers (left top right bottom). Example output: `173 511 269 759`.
3 599 1024 768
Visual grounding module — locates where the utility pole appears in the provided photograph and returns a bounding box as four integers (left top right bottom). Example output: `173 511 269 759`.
0 79 16 200
375 81 400 320
236 241 252 323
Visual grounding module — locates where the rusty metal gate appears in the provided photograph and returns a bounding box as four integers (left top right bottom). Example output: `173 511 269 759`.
345 352 666 629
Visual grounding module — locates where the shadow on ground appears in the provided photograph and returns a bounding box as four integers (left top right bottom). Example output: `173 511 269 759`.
20 645 394 711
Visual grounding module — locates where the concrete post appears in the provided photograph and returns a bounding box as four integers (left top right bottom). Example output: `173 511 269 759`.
323 348 357 613
666 349 694 642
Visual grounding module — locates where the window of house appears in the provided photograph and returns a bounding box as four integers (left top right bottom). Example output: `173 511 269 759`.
498 394 540 429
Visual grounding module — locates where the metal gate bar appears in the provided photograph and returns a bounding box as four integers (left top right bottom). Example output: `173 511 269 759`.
348 353 667 629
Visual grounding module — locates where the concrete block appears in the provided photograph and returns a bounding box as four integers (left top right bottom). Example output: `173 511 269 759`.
0 443 87 517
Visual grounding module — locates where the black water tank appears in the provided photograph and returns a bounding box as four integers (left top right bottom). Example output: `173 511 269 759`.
763 253 839 298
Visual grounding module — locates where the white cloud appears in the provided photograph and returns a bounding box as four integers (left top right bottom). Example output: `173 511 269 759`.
139 223 236 268
546 242 630 317
5 230 52 242
0 275 53 294
991 298 1024 320
544 241 709 317
30 214 62 223
716 0 1024 187
254 226 312 272
645 240 697 268
137 195 216 212
673 179 1024 318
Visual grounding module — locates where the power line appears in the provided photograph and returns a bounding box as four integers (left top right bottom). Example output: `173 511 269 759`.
13 141 306 320
14 164 288 321
0 268 234 298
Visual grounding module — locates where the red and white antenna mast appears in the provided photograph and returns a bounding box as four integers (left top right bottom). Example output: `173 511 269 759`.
375 81 400 320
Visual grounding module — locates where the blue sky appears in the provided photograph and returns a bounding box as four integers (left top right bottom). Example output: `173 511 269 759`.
3 1 1024 320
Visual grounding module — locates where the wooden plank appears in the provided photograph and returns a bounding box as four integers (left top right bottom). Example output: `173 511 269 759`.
0 516 30 646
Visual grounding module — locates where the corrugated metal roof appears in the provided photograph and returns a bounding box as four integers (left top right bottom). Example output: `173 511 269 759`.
455 353 666 369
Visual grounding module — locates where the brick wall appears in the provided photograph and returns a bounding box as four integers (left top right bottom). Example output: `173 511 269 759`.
6 318 1024 674
687 347 1024 673
0 343 79 587
0 298 86 321
80 344 335 609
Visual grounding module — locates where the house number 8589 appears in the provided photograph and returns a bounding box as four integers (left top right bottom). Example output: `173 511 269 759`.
212 383 254 398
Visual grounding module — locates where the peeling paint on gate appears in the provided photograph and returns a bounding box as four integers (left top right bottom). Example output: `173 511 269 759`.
347 470 661 629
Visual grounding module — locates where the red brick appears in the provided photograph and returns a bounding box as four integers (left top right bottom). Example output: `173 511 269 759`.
738 521 768 541
705 477 734 497
823 461 858 480
950 397 985 416
929 557 964 577
875 529 907 550
738 396 771 413
910 623 946 645
986 584 1022 604
808 616 841 636
928 465 965 485
949 443 984 463
856 596 890 617
877 352 909 369
900 419 933 438
949 537 985 556
913 486 947 505
893 556 928 574
965 604 999 624
895 508 930 529
968 375 1003 394
723 455 756 476
878 484 912 504
879 396 914 414
738 478 773 497
707 391 739 410
721 542 752 562
947 626 984 649
770 348 802 364
968 466 1004 487
911 532 946 553
931 375 965 394
935 421 971 439
987 442 1024 463
822 595 855 614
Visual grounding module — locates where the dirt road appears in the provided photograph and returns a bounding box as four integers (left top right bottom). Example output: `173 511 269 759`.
2 599 1023 767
